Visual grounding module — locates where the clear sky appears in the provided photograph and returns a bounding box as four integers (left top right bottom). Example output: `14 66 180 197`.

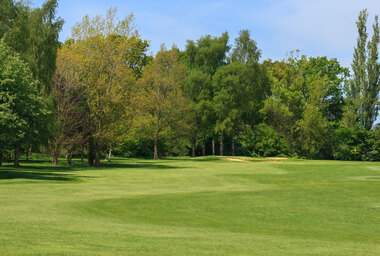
30 0 380 68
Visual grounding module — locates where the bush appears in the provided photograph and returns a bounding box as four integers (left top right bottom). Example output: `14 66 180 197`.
119 138 153 158
239 123 288 157
367 126 380 161
333 126 369 161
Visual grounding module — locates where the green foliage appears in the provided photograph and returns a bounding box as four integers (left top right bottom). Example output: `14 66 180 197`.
333 126 370 161
345 9 380 130
263 54 349 158
119 138 153 158
61 8 148 166
296 105 329 158
367 126 380 161
132 46 191 159
184 32 230 75
0 0 63 94
239 124 288 157
231 29 261 65
0 40 48 151
213 62 251 134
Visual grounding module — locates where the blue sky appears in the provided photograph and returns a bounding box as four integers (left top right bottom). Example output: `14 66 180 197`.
30 0 380 68
29 0 380 68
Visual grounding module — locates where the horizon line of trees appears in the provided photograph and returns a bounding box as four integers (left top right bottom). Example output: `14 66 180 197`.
0 1 379 167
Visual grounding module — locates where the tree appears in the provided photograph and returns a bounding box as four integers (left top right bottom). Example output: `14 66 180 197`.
183 32 230 155
132 46 191 160
1 0 63 94
263 54 346 157
212 63 252 155
25 0 64 94
0 40 48 167
48 72 87 166
230 29 261 65
61 8 148 166
345 9 380 130
305 56 349 123
182 70 213 156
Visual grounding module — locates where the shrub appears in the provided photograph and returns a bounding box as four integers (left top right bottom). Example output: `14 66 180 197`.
333 126 369 161
239 123 288 157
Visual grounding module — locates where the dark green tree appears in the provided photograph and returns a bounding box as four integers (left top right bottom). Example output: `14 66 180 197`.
183 32 230 155
0 40 48 167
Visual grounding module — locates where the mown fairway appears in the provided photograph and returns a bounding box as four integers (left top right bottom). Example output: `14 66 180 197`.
0 157 379 255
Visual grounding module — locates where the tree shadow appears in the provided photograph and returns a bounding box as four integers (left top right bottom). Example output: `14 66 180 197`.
0 169 83 182
96 162 187 170
163 156 223 162
0 159 186 182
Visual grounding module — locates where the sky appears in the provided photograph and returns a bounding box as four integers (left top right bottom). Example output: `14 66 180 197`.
30 0 380 68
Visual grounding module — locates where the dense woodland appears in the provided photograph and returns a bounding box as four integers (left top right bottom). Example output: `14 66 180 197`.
0 0 379 167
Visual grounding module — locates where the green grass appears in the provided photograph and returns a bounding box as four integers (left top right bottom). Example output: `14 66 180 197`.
0 156 379 255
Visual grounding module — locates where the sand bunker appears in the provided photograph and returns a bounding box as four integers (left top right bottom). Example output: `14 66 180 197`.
226 158 249 162
265 157 288 160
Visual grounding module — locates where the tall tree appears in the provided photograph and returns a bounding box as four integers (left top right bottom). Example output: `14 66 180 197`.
263 54 346 157
0 40 48 167
61 8 148 166
48 71 87 166
132 46 191 160
364 14 380 130
182 70 213 157
183 32 230 155
345 9 380 130
26 0 64 94
1 0 63 94
212 62 266 156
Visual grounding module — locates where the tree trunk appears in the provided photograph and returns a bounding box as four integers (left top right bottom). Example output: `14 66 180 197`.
88 138 95 166
80 146 84 162
202 135 206 156
154 135 159 160
108 149 112 162
212 135 215 156
191 139 196 157
7 152 11 163
94 142 100 167
220 131 224 156
14 147 20 168
67 153 72 166
52 152 59 166
232 133 235 156
26 144 30 161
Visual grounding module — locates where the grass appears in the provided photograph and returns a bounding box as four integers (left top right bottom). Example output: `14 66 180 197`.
0 156 379 255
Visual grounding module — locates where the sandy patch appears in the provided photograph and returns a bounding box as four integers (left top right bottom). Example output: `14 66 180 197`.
265 157 288 160
226 158 249 162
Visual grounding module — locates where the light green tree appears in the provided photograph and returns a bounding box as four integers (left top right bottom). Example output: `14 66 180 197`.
132 46 191 160
60 8 148 167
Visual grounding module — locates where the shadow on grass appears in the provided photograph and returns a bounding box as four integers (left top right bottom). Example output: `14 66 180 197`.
100 163 185 169
0 159 185 182
163 156 223 162
0 169 82 182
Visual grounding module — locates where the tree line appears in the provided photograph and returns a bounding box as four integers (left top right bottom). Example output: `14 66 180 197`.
0 1 379 167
